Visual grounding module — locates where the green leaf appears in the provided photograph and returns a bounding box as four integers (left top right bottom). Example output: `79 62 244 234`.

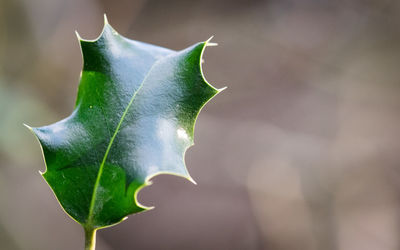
27 16 223 234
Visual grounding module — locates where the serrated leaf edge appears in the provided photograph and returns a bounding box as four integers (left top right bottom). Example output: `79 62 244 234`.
25 15 226 231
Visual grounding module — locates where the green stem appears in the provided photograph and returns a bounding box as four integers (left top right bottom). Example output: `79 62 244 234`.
84 227 96 250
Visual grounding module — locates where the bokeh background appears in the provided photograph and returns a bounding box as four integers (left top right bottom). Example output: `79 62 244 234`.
1 0 400 249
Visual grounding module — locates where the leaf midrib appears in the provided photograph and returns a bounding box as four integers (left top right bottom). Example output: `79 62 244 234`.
86 57 166 227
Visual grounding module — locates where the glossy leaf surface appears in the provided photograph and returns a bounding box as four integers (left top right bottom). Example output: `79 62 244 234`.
28 18 222 231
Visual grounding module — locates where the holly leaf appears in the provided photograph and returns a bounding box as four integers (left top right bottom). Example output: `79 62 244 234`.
26 16 223 235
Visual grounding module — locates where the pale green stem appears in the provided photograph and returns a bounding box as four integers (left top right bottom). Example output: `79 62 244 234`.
84 227 96 250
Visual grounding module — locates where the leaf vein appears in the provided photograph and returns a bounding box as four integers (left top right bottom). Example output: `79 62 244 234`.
86 57 166 226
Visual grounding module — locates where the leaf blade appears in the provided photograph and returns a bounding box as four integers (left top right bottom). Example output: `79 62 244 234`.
29 19 222 230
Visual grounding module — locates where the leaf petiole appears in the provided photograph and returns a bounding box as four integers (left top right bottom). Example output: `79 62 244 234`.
84 227 96 250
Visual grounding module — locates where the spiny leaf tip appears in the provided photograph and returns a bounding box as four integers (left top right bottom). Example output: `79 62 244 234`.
75 30 82 41
104 13 109 25
205 36 218 47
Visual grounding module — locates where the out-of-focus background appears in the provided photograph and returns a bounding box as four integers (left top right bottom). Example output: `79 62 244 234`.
1 0 400 249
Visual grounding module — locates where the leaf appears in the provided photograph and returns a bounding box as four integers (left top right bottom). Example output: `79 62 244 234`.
27 16 223 233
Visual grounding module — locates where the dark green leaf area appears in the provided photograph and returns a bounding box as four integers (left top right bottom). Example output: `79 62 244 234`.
30 22 221 230
44 164 143 227
43 164 97 223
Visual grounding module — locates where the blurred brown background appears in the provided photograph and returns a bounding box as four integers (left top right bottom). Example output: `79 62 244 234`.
1 0 400 249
